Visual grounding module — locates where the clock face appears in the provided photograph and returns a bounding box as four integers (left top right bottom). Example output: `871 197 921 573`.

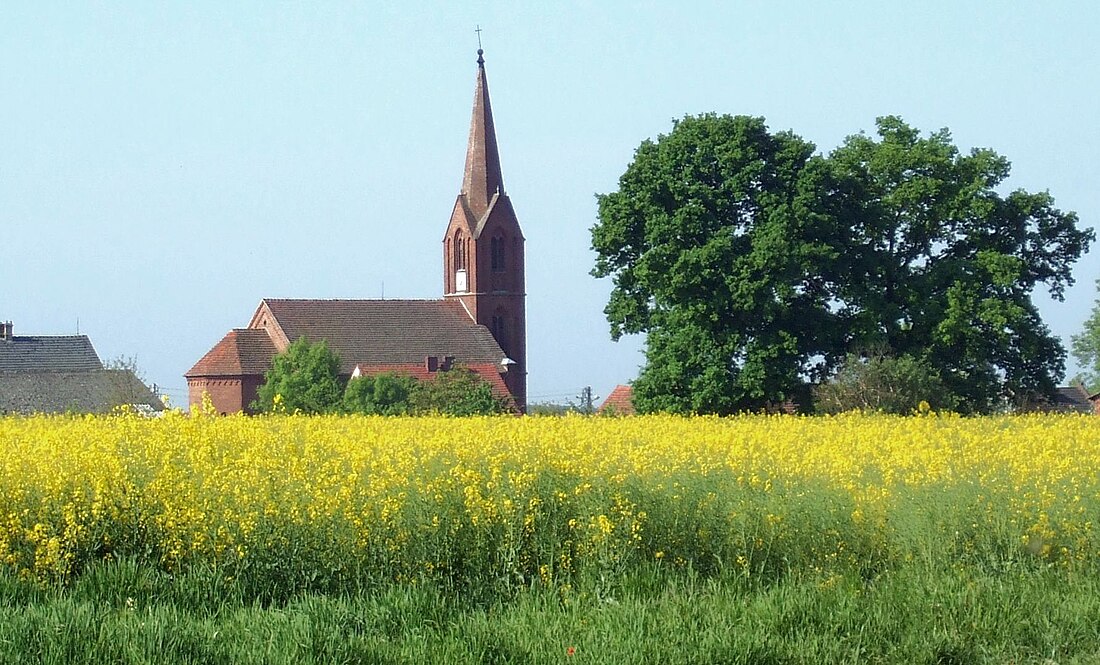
456 269 468 293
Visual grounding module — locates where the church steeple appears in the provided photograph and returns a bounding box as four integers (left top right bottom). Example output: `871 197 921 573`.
461 49 505 217
443 46 527 412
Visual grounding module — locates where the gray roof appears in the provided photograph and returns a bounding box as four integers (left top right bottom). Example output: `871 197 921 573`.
0 335 103 372
1052 386 1094 414
261 299 507 373
0 370 163 415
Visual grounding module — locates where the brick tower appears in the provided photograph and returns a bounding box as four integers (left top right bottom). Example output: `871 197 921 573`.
443 48 526 411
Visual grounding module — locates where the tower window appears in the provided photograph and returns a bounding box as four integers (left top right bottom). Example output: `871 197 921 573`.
491 314 508 348
454 232 467 270
491 236 506 272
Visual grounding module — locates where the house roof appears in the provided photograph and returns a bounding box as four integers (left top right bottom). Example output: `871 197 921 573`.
352 362 513 403
0 369 163 415
1051 385 1094 413
257 299 507 373
598 384 635 415
0 335 103 372
185 329 279 378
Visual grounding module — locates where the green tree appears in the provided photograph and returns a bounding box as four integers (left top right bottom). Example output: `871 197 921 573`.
814 351 956 415
343 373 418 415
593 114 1093 415
827 117 1093 412
255 338 344 414
1071 279 1100 393
411 367 511 416
591 114 843 414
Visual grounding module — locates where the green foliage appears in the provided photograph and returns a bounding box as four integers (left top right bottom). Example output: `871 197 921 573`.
527 402 577 416
826 116 1093 413
343 373 418 415
1071 279 1100 394
410 367 511 416
814 351 956 414
255 338 344 414
592 114 842 414
6 564 1100 665
593 114 1094 414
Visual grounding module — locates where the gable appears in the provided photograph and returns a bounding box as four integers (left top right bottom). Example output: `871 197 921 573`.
473 192 523 240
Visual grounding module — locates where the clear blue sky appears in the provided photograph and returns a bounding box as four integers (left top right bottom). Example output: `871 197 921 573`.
2 2 1097 407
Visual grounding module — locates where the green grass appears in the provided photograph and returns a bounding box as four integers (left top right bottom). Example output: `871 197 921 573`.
2 559 1100 664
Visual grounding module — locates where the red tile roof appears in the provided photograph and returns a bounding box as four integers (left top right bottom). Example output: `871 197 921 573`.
352 362 512 402
598 384 635 415
185 329 278 378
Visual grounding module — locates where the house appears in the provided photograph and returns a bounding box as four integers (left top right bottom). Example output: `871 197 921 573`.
598 385 636 415
0 320 163 415
187 48 527 413
1040 385 1098 414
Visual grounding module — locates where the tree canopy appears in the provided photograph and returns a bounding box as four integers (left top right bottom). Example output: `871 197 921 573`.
342 372 418 415
254 338 344 414
1071 279 1100 394
254 339 510 416
592 114 1093 414
592 114 840 414
409 367 511 416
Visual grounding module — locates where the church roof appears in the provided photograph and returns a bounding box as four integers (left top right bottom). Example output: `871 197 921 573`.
0 334 103 372
0 369 163 415
461 49 505 219
259 299 508 373
186 329 278 378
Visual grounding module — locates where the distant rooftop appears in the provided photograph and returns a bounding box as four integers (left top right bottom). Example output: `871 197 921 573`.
0 325 103 372
0 369 163 415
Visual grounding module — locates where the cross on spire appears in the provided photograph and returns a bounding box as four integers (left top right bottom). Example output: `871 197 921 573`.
475 25 483 50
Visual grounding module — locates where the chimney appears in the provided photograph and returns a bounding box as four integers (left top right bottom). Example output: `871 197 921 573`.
0 321 11 342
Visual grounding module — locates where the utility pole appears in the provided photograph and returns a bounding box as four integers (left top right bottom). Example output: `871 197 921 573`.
578 386 599 415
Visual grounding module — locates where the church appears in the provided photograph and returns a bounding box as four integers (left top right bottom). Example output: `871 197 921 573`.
186 48 527 413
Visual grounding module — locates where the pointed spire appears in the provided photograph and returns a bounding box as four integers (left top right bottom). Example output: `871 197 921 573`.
462 48 505 216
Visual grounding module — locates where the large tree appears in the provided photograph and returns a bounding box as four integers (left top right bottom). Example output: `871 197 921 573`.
591 114 842 414
1071 279 1100 393
593 114 1093 414
827 117 1093 412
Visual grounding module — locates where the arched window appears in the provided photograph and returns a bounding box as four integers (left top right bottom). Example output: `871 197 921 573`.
453 232 466 270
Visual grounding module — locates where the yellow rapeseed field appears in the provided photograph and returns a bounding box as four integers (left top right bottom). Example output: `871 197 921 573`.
1 411 1097 590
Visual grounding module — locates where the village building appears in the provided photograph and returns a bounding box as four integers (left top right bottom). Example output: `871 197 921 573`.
598 384 636 416
186 49 526 413
0 320 163 415
1037 385 1100 415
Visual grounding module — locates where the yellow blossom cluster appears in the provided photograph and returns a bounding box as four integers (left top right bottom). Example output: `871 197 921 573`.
0 411 1097 590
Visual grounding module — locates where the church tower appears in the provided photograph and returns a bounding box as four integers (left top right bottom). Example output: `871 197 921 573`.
443 48 526 411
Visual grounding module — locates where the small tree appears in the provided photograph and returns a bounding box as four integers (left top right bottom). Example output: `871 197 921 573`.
343 373 418 415
1071 279 1100 394
255 338 343 414
814 351 956 415
411 367 511 416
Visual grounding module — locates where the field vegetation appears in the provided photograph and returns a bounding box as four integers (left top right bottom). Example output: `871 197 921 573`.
2 411 1100 663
